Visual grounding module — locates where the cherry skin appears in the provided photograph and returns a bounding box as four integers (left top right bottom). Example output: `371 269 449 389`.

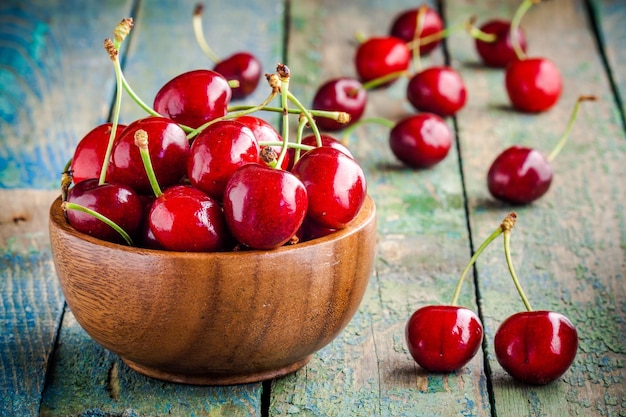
405 305 484 372
389 113 452 169
70 123 126 184
213 52 262 100
222 164 308 250
65 178 143 244
291 146 367 230
187 120 260 201
406 66 467 117
153 69 232 128
311 77 367 131
389 5 444 56
355 37 411 86
148 185 231 252
487 145 552 205
505 58 562 113
287 133 354 171
494 311 578 385
234 115 289 170
107 116 190 195
475 19 527 68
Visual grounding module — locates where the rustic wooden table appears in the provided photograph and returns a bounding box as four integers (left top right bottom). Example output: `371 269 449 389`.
1 0 625 416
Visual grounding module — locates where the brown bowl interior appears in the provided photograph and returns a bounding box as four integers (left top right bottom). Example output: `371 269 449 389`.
49 195 376 385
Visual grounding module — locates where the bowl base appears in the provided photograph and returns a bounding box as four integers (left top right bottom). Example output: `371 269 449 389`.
121 355 313 385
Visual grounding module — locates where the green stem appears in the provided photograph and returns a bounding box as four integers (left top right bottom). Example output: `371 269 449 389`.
341 116 395 146
547 95 596 162
227 105 346 122
62 201 134 246
361 70 409 90
293 115 309 166
286 91 322 147
509 0 537 60
134 129 163 197
503 228 533 312
192 4 220 63
258 140 314 152
465 16 498 42
275 70 291 170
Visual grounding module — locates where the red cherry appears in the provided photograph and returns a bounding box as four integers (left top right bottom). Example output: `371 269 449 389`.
494 311 578 385
148 185 231 252
311 77 367 131
406 66 467 117
389 5 444 56
153 69 232 128
291 147 367 229
355 37 411 85
475 19 527 68
107 117 190 195
287 133 354 171
234 115 289 170
389 113 452 168
487 146 552 205
296 217 338 242
505 58 562 113
222 164 308 250
213 52 262 100
405 305 483 372
65 178 143 244
70 123 126 184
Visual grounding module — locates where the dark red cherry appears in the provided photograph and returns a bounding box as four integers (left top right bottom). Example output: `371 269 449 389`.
389 5 444 56
213 52 262 100
297 217 338 242
108 117 190 195
355 37 411 85
487 145 552 205
505 57 562 113
222 164 308 250
70 123 126 184
65 178 143 244
389 113 452 168
475 19 527 68
406 66 467 117
234 115 289 170
311 77 367 131
148 185 231 252
153 69 232 128
291 147 366 229
405 305 484 373
187 120 260 200
494 311 578 385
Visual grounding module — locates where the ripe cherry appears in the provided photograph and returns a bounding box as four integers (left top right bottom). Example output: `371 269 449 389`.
153 69 232 128
213 52 262 100
70 123 126 185
311 77 367 131
389 5 444 56
406 66 467 117
234 115 289 170
222 164 308 250
474 19 527 68
354 37 411 86
389 113 452 168
505 58 562 113
287 133 354 171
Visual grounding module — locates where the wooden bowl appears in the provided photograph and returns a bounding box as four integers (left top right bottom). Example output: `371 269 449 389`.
48 195 376 385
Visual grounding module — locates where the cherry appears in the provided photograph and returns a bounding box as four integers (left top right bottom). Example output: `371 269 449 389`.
354 36 411 86
474 19 527 68
389 113 452 168
222 163 308 250
389 5 444 56
213 52 262 100
148 184 231 252
291 146 366 229
311 77 367 131
286 133 354 171
494 311 578 385
187 120 260 200
107 116 190 195
234 115 289 170
70 123 126 185
505 58 562 113
406 306 483 373
406 66 467 117
64 178 143 244
296 216 338 242
153 69 232 128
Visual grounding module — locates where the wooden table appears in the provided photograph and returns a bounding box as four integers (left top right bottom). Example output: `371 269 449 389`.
2 0 625 415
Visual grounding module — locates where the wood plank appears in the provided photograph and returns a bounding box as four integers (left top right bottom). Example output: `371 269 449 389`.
445 0 626 415
38 0 285 415
273 1 491 415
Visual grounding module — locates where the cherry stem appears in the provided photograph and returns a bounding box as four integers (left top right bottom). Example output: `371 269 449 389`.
450 212 517 306
192 3 220 63
502 216 533 312
361 70 409 91
286 91 323 147
510 0 540 61
340 117 395 146
547 95 596 162
134 129 163 198
292 114 309 165
407 14 474 50
276 64 291 169
227 105 347 123
465 16 498 42
61 201 134 246
410 5 428 71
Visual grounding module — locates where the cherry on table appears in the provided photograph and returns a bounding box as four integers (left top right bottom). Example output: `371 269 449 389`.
354 36 411 86
213 52 262 100
70 123 126 185
389 113 452 169
406 66 467 117
311 77 367 131
389 5 444 56
474 19 527 68
505 57 562 113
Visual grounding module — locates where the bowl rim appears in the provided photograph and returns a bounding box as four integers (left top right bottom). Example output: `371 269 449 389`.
49 194 376 258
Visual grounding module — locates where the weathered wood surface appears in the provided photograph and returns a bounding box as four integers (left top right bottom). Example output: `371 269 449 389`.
0 0 625 416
